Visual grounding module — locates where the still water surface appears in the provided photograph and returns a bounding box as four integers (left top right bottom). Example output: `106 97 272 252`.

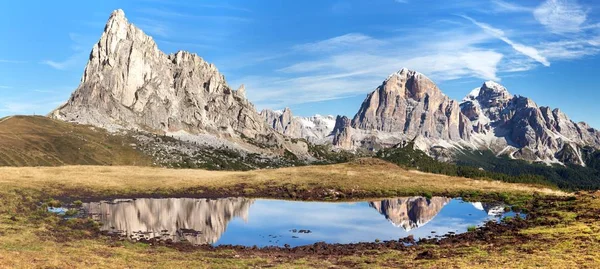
68 197 518 247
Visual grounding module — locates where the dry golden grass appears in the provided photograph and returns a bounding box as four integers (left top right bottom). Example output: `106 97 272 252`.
0 158 566 198
0 158 590 268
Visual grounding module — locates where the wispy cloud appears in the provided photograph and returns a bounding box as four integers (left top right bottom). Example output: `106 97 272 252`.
41 54 85 70
0 86 12 89
292 33 386 53
0 59 27 64
539 40 600 60
490 0 532 13
194 3 252 13
40 32 94 70
0 102 40 113
534 0 587 34
135 18 170 38
462 16 550 66
138 8 251 22
136 0 252 12
30 86 75 94
130 7 248 53
0 96 66 115
231 28 506 109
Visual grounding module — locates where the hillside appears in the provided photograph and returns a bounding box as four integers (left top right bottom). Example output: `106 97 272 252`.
377 141 600 190
0 116 151 166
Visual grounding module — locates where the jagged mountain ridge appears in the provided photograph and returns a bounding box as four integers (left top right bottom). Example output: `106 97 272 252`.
50 9 313 161
332 68 600 166
53 10 263 137
46 9 599 167
462 81 600 165
260 108 336 143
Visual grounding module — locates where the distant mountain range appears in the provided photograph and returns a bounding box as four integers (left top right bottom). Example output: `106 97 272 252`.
48 9 600 170
330 69 600 166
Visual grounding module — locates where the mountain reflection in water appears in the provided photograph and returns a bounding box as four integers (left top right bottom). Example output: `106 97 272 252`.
81 197 514 247
369 197 451 231
83 197 253 244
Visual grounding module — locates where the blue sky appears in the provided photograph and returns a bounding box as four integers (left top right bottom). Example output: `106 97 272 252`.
2 0 600 127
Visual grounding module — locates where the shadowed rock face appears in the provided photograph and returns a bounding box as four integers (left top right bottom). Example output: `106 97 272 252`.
51 10 271 140
462 81 600 165
83 198 253 245
332 116 354 149
369 197 451 231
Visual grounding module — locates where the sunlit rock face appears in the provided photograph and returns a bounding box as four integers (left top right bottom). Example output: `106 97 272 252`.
352 69 470 140
83 197 253 245
50 9 316 158
332 69 472 152
369 197 451 231
52 10 271 139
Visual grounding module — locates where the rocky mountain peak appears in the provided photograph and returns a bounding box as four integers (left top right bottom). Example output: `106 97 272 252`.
460 81 514 126
105 9 127 32
345 67 470 143
51 9 290 148
109 9 126 20
384 68 442 101
477 81 512 105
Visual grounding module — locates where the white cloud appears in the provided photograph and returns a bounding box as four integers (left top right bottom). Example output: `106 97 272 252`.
395 0 409 3
136 0 252 12
41 32 94 70
231 30 506 109
539 40 600 60
0 86 12 89
137 8 251 23
41 52 86 70
463 16 550 66
0 98 66 115
135 18 171 38
0 59 27 64
293 33 386 53
0 102 43 114
534 0 587 34
490 0 532 13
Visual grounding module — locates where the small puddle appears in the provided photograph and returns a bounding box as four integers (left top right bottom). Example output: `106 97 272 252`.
51 197 521 247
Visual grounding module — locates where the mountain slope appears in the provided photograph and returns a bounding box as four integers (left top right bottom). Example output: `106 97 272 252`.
0 116 151 166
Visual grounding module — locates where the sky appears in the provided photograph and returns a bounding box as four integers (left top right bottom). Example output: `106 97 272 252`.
2 0 600 127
